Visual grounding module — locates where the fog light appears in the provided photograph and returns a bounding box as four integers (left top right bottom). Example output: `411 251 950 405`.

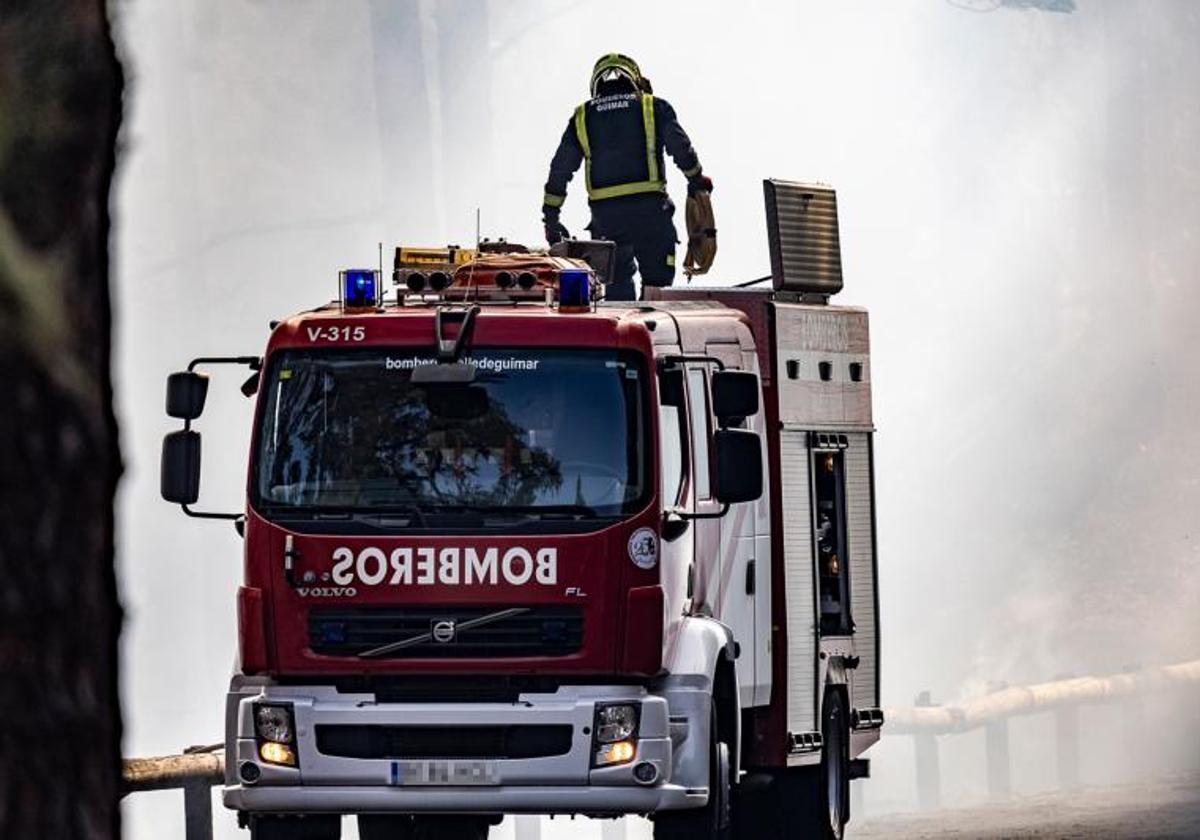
259 742 297 766
238 761 262 784
633 761 658 784
594 740 635 767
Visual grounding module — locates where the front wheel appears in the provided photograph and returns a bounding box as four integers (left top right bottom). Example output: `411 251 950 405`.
758 690 849 840
249 814 340 840
357 815 489 840
357 814 415 840
653 705 732 840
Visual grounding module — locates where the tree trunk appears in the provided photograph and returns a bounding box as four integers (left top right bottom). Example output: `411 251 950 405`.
0 1 123 838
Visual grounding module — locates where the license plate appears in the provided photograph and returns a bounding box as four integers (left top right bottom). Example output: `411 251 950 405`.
390 759 498 786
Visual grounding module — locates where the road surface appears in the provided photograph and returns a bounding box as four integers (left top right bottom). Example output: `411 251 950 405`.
851 774 1200 839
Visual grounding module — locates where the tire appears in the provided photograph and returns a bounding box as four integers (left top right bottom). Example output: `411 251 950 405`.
357 814 417 840
815 689 850 840
654 704 732 840
410 816 491 840
356 814 489 840
757 690 849 840
249 814 341 840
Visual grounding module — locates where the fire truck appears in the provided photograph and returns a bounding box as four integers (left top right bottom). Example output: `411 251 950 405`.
160 180 882 840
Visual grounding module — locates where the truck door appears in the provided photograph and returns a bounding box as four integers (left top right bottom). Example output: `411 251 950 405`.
657 365 694 652
684 363 721 620
689 350 761 708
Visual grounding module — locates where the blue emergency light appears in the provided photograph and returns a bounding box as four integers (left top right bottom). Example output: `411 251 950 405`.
341 268 379 309
558 268 591 309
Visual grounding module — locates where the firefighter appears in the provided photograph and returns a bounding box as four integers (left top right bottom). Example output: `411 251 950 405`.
542 53 713 301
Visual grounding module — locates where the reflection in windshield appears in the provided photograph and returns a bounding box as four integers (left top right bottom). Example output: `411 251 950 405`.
255 348 646 517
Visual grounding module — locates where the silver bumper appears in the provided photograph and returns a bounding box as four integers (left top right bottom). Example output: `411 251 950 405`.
224 681 708 816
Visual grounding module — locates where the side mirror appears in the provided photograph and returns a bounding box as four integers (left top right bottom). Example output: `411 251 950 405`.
713 429 763 505
161 430 201 504
166 371 209 419
712 370 759 425
240 370 261 398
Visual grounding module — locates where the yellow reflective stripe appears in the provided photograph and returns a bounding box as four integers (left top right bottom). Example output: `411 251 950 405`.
683 163 702 178
642 94 659 184
588 180 666 201
543 191 566 208
574 104 591 158
574 103 592 193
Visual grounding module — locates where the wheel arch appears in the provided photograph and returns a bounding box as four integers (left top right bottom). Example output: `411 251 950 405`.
659 616 742 780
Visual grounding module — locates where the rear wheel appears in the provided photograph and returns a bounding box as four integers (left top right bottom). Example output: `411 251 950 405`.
653 704 732 840
249 814 340 840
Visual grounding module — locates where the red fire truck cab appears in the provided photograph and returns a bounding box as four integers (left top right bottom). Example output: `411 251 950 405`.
160 181 882 840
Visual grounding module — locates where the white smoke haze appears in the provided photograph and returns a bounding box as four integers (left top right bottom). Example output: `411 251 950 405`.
112 1 1200 836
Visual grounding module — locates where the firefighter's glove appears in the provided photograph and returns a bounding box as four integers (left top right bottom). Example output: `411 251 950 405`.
687 173 714 197
543 207 570 245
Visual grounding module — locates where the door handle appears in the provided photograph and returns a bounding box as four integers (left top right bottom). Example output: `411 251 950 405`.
745 559 756 595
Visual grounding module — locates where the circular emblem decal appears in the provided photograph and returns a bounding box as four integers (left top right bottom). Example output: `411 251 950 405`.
431 619 457 644
628 527 659 570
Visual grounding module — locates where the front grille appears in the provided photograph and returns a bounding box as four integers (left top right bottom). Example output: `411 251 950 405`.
315 724 574 760
307 605 584 658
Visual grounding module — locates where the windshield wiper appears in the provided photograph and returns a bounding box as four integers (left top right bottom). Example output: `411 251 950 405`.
501 504 601 519
262 504 428 527
424 503 600 520
261 502 605 525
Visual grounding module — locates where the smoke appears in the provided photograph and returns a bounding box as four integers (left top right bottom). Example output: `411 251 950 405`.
112 0 1199 834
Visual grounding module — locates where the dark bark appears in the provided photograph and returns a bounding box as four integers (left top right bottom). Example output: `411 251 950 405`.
0 1 123 838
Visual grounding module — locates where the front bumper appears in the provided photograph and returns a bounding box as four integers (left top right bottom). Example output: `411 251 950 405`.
224 681 708 816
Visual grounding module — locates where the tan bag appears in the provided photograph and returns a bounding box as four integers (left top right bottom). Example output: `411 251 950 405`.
683 190 717 278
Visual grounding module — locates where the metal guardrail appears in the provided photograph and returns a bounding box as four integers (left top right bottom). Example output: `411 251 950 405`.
122 659 1200 837
122 744 224 840
882 659 1200 809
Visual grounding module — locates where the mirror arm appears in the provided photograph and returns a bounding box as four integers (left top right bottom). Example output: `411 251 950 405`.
180 501 243 520
656 353 725 373
187 355 261 372
666 503 730 522
170 356 261 519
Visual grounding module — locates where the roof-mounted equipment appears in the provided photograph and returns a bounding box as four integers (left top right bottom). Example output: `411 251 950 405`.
763 179 844 303
339 268 381 311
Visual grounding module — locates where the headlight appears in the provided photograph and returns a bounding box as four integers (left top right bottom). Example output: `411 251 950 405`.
595 703 639 744
254 703 295 744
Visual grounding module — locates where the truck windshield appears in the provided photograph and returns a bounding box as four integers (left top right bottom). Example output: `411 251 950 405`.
253 347 647 520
